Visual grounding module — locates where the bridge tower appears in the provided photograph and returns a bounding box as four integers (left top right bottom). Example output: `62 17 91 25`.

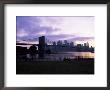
38 36 45 59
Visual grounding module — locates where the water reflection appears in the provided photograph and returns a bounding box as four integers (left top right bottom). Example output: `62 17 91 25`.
17 52 94 61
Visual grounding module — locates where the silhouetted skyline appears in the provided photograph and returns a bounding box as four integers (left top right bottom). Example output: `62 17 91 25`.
16 36 94 55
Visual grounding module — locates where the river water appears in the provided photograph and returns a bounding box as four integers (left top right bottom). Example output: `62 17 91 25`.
26 52 94 61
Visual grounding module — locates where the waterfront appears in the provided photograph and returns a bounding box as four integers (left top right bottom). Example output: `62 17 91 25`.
17 52 94 61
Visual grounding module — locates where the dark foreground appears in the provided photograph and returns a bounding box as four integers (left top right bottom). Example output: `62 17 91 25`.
16 58 94 74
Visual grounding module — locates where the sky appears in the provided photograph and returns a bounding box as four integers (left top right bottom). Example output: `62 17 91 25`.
16 16 94 47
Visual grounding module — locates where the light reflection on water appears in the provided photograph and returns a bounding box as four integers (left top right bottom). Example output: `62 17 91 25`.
26 52 94 61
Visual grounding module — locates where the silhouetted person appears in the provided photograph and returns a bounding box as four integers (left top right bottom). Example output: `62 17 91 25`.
29 45 37 60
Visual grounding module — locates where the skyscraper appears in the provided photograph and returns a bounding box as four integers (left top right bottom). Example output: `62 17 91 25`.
57 40 62 45
70 42 74 47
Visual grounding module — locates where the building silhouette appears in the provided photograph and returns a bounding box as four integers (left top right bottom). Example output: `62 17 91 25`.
57 40 63 46
16 36 94 56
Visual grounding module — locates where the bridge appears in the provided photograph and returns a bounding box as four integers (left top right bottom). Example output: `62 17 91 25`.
16 36 53 46
16 36 52 59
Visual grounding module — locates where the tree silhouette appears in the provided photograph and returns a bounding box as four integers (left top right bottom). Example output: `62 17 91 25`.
29 45 37 60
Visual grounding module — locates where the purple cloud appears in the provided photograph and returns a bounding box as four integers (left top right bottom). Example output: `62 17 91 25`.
16 16 61 40
69 36 94 41
16 16 94 44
